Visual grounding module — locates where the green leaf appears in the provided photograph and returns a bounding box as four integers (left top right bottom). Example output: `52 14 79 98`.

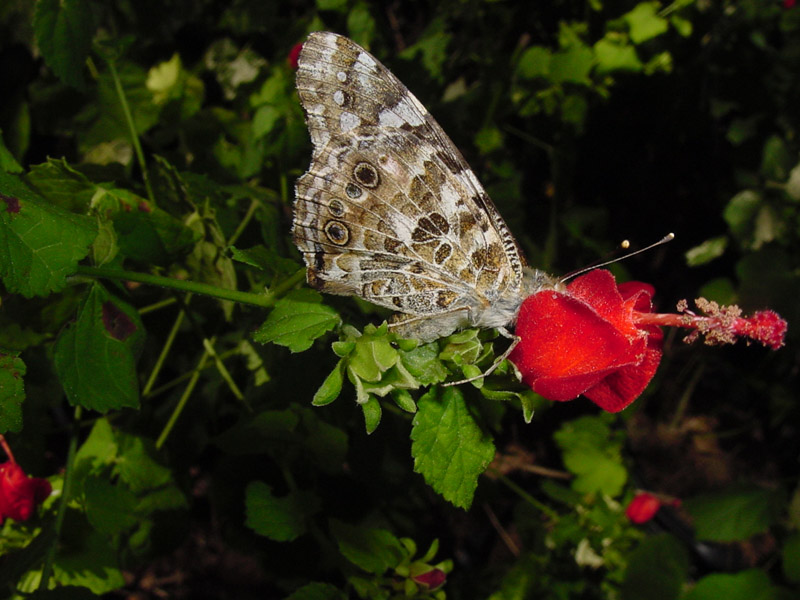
760 135 793 181
594 36 642 74
284 583 346 600
399 342 448 385
254 289 340 352
34 0 93 88
0 171 97 297
517 46 551 79
410 387 496 509
0 351 25 433
623 2 669 43
53 283 143 412
549 45 594 84
0 129 22 173
313 359 345 406
52 529 125 594
698 277 737 305
84 476 138 535
553 416 627 496
683 569 776 600
361 395 382 434
621 534 688 600
329 520 406 574
724 190 761 240
245 481 319 542
783 532 800 584
685 236 728 267
684 486 780 542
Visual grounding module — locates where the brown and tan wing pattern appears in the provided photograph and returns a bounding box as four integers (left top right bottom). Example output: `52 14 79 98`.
293 32 527 339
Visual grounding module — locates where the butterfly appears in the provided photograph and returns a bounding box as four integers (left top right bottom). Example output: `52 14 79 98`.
293 31 559 349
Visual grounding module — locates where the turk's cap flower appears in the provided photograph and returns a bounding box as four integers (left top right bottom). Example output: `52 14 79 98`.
626 491 681 524
0 461 52 524
411 567 447 589
509 269 787 413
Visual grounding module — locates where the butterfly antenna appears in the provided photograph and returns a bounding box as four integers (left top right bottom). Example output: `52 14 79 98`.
560 233 675 284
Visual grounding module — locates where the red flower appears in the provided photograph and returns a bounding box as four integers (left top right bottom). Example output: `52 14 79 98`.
510 269 662 412
509 269 787 412
411 567 447 589
288 42 303 70
784 0 796 9
0 461 52 523
625 492 662 524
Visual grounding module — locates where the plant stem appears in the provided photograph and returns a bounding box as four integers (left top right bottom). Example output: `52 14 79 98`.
39 406 82 591
143 297 190 397
75 265 305 308
106 59 156 205
156 344 212 450
490 470 560 521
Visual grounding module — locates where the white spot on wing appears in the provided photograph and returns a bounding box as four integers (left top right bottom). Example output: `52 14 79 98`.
392 96 425 127
378 110 406 128
356 52 377 69
333 90 345 106
337 71 347 82
340 112 361 132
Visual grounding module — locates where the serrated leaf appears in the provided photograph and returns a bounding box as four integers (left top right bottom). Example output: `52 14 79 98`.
623 2 668 43
621 534 688 600
0 129 22 173
313 360 345 406
410 388 495 509
0 351 25 433
245 481 319 541
518 46 551 79
685 236 727 267
53 283 143 412
554 416 627 496
84 476 138 535
399 342 448 385
329 520 405 574
684 486 780 542
549 45 594 85
34 0 93 88
0 171 96 297
682 570 775 600
783 532 800 584
284 583 347 600
594 36 642 74
254 289 340 352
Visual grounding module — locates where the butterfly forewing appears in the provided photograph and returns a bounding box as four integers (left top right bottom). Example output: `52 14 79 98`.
294 32 529 340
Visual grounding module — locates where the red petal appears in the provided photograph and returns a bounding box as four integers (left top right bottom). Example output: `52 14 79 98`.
567 270 638 337
584 343 662 412
626 493 662 524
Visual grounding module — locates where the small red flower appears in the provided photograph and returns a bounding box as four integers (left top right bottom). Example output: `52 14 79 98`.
411 568 447 589
0 461 52 523
509 269 787 412
288 42 303 70
784 0 796 9
510 269 663 412
625 492 662 524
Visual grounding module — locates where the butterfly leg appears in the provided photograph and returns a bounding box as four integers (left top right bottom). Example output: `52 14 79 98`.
442 327 520 387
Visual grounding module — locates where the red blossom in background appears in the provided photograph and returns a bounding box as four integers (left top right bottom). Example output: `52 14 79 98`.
509 269 787 413
411 568 447 589
288 42 303 70
626 492 664 524
0 437 51 524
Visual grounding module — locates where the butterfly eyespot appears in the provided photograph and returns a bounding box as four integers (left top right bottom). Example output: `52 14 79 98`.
324 220 350 245
353 162 380 188
328 199 346 216
345 183 362 199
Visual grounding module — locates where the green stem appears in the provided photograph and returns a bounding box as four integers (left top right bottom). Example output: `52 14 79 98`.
106 59 156 205
39 406 82 591
490 470 560 521
143 298 190 397
156 344 212 450
202 338 251 411
75 265 305 308
144 347 238 398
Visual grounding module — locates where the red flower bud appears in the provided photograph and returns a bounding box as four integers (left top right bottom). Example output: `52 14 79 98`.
411 568 447 589
626 492 662 524
0 461 52 523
